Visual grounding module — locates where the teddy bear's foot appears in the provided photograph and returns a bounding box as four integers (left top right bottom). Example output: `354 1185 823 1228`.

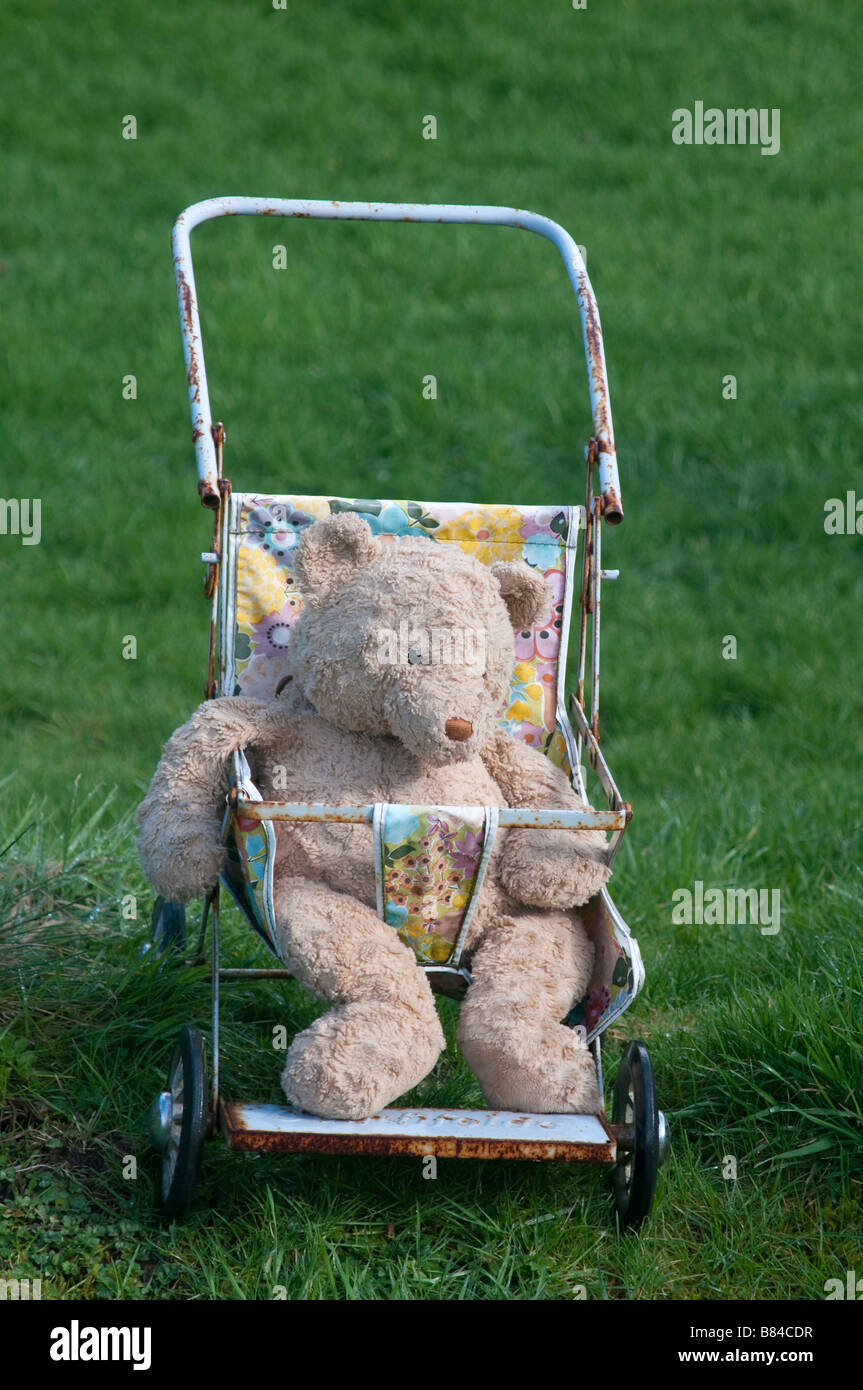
281 999 445 1121
459 1026 602 1115
456 908 599 1112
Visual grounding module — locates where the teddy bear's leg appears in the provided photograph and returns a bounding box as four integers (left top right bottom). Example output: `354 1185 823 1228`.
272 876 445 1120
457 910 601 1114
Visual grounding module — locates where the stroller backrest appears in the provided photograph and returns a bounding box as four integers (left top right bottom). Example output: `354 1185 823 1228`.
219 492 583 772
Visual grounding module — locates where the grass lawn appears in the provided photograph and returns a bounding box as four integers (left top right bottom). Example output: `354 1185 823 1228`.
1 0 861 1298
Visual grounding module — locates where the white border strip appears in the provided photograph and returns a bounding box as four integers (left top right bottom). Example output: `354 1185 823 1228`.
450 805 500 968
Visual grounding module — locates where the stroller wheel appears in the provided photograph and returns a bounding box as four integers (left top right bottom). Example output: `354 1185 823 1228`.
150 1025 207 1216
149 896 187 956
611 1040 663 1229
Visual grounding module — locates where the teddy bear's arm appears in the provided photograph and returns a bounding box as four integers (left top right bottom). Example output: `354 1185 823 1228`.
136 696 284 902
481 728 611 910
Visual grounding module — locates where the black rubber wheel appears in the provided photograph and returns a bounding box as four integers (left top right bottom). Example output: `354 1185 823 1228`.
151 896 186 956
612 1040 660 1229
155 1025 207 1217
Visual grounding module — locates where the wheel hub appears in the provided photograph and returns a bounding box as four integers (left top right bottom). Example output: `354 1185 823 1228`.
148 1090 173 1152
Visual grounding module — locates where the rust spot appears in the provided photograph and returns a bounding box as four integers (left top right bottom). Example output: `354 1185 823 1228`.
581 497 594 615
587 434 623 525
601 483 623 525
582 289 601 361
579 290 615 458
198 479 220 509
236 801 360 824
177 268 193 323
608 1123 634 1150
177 269 201 401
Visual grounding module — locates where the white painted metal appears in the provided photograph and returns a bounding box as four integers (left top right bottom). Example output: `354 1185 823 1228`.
237 799 628 831
226 1102 612 1148
171 197 621 511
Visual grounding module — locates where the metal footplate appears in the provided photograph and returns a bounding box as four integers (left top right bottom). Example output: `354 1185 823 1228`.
220 1101 616 1162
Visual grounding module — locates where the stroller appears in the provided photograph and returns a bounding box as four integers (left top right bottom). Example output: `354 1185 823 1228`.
147 197 669 1226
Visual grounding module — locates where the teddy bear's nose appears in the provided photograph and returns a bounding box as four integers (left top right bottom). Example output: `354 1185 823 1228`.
445 717 473 742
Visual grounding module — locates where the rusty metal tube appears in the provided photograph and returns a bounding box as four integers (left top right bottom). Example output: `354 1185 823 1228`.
171 197 622 517
233 799 627 832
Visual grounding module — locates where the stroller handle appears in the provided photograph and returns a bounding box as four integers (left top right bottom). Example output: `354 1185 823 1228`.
171 197 622 522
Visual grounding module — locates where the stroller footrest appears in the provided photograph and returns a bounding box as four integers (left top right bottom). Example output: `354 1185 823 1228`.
220 1101 615 1162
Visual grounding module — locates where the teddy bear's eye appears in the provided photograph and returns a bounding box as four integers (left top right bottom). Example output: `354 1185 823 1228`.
407 647 426 665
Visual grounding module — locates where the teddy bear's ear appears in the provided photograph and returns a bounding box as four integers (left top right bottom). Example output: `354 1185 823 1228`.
489 560 550 631
293 513 378 599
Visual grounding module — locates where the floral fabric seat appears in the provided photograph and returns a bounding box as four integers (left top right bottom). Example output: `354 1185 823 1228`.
219 493 583 778
217 492 641 1041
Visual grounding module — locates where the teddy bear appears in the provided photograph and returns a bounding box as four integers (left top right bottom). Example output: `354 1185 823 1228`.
136 512 611 1120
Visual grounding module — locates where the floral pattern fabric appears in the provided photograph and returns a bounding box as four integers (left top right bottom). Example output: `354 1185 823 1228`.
565 929 633 1035
377 805 487 965
228 494 574 769
223 810 275 950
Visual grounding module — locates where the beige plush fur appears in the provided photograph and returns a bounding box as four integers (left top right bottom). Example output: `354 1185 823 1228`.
137 513 611 1119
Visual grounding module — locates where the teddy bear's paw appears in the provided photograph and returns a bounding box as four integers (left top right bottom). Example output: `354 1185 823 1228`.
280 1000 444 1121
461 1027 602 1116
137 827 226 903
500 829 611 910
556 850 612 909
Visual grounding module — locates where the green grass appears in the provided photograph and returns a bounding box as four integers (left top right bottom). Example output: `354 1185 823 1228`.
1 0 861 1299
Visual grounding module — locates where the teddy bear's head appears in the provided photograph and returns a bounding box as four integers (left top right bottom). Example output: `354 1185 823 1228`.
282 513 549 766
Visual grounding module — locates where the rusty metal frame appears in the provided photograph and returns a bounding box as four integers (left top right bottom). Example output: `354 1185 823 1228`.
220 1100 618 1163
569 697 632 867
574 437 624 758
171 197 622 521
169 195 638 1165
233 797 628 833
